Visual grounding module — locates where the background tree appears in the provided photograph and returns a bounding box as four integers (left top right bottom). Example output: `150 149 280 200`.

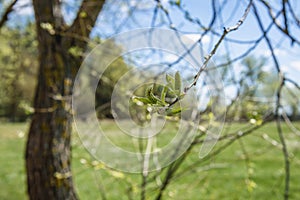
0 23 37 121
0 0 299 199
226 56 273 121
93 40 131 119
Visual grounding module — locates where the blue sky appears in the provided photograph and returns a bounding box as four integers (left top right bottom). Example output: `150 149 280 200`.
176 0 300 83
3 0 300 85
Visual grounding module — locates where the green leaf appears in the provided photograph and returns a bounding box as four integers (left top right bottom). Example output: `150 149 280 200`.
160 86 167 104
132 96 152 104
145 85 153 98
166 74 175 89
175 71 181 94
80 11 87 18
167 88 177 98
149 88 166 106
68 46 83 57
166 107 182 116
179 93 185 100
109 170 125 179
144 86 162 105
40 23 55 35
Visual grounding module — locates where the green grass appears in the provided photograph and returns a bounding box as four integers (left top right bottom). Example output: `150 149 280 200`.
0 121 300 199
0 123 28 200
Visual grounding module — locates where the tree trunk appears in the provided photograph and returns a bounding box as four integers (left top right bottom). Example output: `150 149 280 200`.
25 0 105 199
25 33 77 199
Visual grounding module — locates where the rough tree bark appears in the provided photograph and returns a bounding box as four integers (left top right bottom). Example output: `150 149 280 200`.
25 0 105 199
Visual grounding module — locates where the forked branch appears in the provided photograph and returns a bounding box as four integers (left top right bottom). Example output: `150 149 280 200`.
184 0 254 92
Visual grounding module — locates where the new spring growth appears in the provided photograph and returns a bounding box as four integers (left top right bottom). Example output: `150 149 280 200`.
132 71 186 116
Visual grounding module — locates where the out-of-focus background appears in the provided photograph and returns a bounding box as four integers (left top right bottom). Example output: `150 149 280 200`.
0 0 300 199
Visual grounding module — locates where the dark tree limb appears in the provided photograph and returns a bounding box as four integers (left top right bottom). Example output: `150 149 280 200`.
276 78 290 200
68 0 105 40
253 3 291 199
258 0 300 45
184 0 253 92
0 0 18 29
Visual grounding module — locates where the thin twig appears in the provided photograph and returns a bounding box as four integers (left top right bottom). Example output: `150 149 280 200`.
276 116 290 200
258 0 299 45
286 1 300 27
285 78 300 90
175 117 272 180
253 3 291 198
0 0 18 29
282 110 300 137
252 3 281 73
276 70 290 200
141 136 153 200
208 8 283 71
184 0 253 92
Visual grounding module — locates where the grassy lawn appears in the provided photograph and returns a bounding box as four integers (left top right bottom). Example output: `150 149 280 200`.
0 121 300 199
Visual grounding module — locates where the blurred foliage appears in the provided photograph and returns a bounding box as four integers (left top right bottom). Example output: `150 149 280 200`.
231 56 272 121
218 56 270 122
281 84 300 120
93 40 130 119
0 23 38 121
0 26 132 121
0 26 298 122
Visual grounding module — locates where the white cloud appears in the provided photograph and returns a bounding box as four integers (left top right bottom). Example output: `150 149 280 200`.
260 48 287 57
14 0 33 16
281 65 289 72
291 61 300 70
120 4 129 13
164 53 179 63
131 0 154 9
282 61 300 73
184 34 210 44
274 49 287 56
281 63 300 85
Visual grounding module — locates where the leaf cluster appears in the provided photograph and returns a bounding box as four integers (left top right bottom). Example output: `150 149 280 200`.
132 71 185 117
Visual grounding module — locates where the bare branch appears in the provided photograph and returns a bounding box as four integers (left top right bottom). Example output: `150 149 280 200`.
68 0 105 39
275 58 290 200
252 3 281 73
281 0 289 32
175 119 271 180
286 0 300 27
282 110 300 137
259 0 300 45
0 0 18 29
184 0 253 92
276 112 290 200
285 78 300 90
210 8 283 70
